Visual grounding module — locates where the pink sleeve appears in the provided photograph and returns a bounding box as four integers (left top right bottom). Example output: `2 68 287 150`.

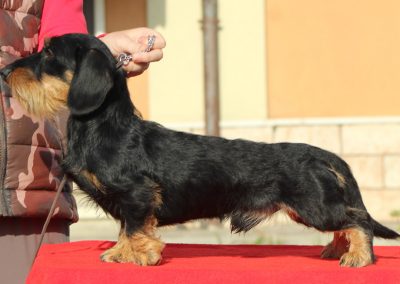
38 0 88 51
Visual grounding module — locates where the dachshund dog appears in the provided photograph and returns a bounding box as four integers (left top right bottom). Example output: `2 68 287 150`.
1 34 398 267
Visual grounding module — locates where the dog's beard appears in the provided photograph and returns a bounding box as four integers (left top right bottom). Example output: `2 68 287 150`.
7 68 71 120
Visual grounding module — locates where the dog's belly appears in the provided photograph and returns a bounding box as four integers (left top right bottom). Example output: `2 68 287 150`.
153 180 279 228
155 198 229 226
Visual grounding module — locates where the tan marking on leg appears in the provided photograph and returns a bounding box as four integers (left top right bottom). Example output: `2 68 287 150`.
339 227 374 267
81 170 106 194
141 176 163 208
7 68 71 119
143 216 158 236
321 231 350 259
101 216 165 265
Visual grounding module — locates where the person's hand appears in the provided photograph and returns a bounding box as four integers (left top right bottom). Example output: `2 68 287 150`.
99 27 166 77
0 46 21 69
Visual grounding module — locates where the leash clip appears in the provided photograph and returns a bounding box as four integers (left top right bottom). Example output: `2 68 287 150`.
116 53 133 69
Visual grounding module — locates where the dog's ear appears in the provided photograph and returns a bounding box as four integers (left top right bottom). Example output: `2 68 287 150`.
68 48 114 116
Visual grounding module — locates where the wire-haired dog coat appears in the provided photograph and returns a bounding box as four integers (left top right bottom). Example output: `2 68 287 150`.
1 34 398 267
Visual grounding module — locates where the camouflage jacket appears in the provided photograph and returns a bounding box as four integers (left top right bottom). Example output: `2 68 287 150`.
0 0 78 221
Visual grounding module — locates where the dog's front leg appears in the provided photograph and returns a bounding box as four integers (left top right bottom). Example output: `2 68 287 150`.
71 170 165 265
98 178 165 266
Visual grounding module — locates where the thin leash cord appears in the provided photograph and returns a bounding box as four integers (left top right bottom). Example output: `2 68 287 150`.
30 174 68 269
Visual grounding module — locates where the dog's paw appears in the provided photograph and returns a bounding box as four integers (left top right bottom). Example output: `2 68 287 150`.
321 242 347 259
339 251 374 267
100 238 165 266
321 244 339 259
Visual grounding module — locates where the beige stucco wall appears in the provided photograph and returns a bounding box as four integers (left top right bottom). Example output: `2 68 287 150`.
147 0 267 124
267 0 400 118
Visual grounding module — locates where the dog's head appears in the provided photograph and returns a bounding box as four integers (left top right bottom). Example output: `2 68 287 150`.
0 33 118 118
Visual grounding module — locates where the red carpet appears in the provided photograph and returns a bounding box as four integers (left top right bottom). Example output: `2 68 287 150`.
27 241 400 283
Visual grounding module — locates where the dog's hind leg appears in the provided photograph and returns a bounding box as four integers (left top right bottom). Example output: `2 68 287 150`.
321 231 349 259
281 160 377 267
320 207 375 267
281 190 374 266
338 226 374 267
285 203 375 267
338 208 375 267
290 206 374 267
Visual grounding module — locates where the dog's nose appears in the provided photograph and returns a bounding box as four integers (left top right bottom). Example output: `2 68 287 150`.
0 67 11 80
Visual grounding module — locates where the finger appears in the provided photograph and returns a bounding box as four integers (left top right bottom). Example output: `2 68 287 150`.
132 49 164 64
134 35 166 54
149 33 166 50
125 62 150 77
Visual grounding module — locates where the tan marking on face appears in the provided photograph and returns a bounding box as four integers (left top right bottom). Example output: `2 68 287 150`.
7 68 71 119
101 216 165 265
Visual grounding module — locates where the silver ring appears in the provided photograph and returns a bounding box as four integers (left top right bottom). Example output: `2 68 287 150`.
145 35 156 52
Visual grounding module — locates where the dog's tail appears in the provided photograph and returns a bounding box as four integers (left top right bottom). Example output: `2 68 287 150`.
372 218 400 239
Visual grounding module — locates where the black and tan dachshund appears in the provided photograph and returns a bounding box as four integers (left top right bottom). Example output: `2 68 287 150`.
1 34 398 267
